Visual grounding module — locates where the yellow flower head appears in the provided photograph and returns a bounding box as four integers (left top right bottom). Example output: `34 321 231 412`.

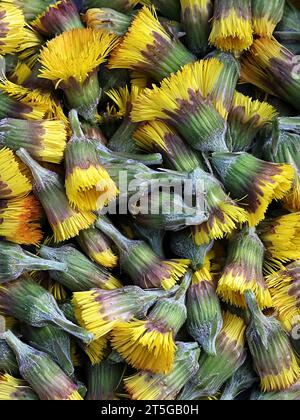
112 319 177 374
39 28 118 87
131 58 228 152
212 152 294 227
108 6 195 80
106 85 141 118
252 0 285 37
0 373 37 400
217 228 273 309
84 336 108 365
259 212 300 271
0 2 25 55
267 262 300 332
31 0 83 38
0 195 42 245
0 147 32 199
192 173 248 246
231 92 277 129
18 28 44 68
209 0 253 54
0 79 69 126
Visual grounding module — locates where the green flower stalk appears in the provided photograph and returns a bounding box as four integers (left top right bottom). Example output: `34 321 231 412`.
132 189 208 232
85 8 133 36
179 312 247 399
86 356 125 400
39 244 122 292
217 228 273 309
111 272 192 374
252 0 285 37
73 285 174 340
4 331 83 400
31 0 83 38
170 229 213 270
0 117 68 164
180 0 213 56
262 117 300 211
17 147 96 243
77 227 118 269
96 141 163 167
108 7 195 82
0 339 19 375
251 382 300 400
0 241 66 283
220 360 258 400
96 216 190 290
0 276 93 344
0 373 39 401
211 152 294 226
131 223 165 259
125 342 200 400
241 38 300 112
226 92 277 152
245 291 300 392
21 324 74 376
186 266 223 355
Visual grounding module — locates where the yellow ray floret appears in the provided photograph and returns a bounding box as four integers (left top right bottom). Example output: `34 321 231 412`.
0 3 25 55
0 373 35 400
222 312 246 347
52 211 96 243
0 79 68 126
247 164 294 227
9 61 32 85
209 9 253 53
231 92 277 127
0 195 42 245
92 249 118 269
73 290 118 339
193 201 248 246
66 165 119 212
267 267 300 332
106 85 141 118
260 212 300 265
111 319 176 374
84 336 108 365
39 28 119 86
0 148 32 199
133 120 172 152
108 6 171 70
260 355 300 392
131 58 225 123
217 270 273 309
283 169 300 212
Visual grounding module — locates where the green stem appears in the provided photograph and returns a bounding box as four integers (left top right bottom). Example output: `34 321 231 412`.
52 317 93 345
